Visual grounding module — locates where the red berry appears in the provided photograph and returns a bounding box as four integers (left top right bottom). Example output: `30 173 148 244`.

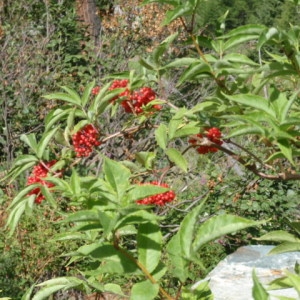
189 128 223 155
92 86 100 95
108 80 160 114
26 160 60 204
137 181 176 206
72 124 101 157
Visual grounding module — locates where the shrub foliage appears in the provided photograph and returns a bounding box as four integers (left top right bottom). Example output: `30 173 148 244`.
1 0 300 299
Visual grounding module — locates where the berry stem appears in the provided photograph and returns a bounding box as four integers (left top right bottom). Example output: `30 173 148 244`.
226 139 274 171
102 123 158 143
206 142 300 181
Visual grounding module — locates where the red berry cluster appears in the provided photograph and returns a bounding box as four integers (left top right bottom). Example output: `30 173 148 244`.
137 181 176 206
109 79 129 91
92 86 100 95
72 124 101 157
189 127 223 154
109 79 161 114
108 79 129 103
27 160 57 204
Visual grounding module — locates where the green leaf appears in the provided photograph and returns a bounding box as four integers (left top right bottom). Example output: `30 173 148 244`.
224 93 276 118
172 122 200 138
277 139 294 165
256 230 300 243
223 53 259 66
162 3 192 26
289 221 300 236
43 91 81 106
89 82 110 112
192 214 266 252
197 35 214 50
268 276 296 291
61 210 101 223
13 155 38 167
82 80 95 107
139 58 156 70
252 269 269 300
76 242 138 274
179 195 209 259
103 158 131 200
257 27 279 49
225 124 265 139
284 271 300 294
136 152 156 170
163 58 200 69
137 222 162 273
46 177 72 196
268 242 300 255
2 161 37 184
220 24 266 51
269 125 295 141
264 62 297 79
40 183 57 208
221 24 266 39
151 261 167 281
72 120 89 134
296 263 300 277
32 277 87 300
166 233 189 282
153 33 178 65
20 134 38 153
66 108 77 131
166 148 188 173
265 151 286 163
60 86 82 104
22 284 35 300
70 168 81 196
45 108 73 131
115 210 159 230
168 108 186 139
182 280 213 300
268 88 288 122
223 35 260 51
98 259 139 275
127 184 169 202
155 123 168 150
54 129 69 146
52 232 88 242
8 184 40 209
6 193 35 236
188 101 218 113
98 211 118 237
103 283 125 297
130 280 159 300
36 127 58 159
178 62 211 85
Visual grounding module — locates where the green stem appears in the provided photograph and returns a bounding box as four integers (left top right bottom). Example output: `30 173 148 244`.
113 237 175 300
179 17 231 94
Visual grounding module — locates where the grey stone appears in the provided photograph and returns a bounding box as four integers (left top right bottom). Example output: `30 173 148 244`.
200 245 300 300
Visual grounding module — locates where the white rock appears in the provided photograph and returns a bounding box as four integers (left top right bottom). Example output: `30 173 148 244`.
204 245 300 300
